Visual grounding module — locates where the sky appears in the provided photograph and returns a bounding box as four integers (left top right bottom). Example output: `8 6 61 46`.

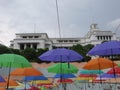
0 0 120 46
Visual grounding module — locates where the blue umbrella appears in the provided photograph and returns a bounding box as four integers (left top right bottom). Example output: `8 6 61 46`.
87 40 120 56
23 76 48 81
96 73 120 79
54 74 76 79
0 76 5 82
39 48 83 62
80 70 104 74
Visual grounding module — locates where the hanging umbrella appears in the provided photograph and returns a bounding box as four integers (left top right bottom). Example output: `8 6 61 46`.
0 54 32 89
47 63 78 74
0 54 31 68
0 79 19 87
57 79 73 83
87 40 120 56
79 74 98 78
10 67 43 76
83 58 117 70
24 76 48 81
107 66 120 74
80 70 104 74
0 76 5 82
96 73 120 80
54 74 76 79
39 48 83 62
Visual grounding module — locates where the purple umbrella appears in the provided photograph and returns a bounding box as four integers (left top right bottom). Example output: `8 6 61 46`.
39 48 83 62
87 40 120 56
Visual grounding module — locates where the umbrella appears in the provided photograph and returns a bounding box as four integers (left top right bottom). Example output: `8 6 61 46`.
0 54 32 89
54 74 76 79
57 79 73 83
24 76 48 81
80 70 104 74
107 66 120 74
0 76 5 82
79 74 98 78
39 48 83 62
87 40 120 56
10 67 43 76
83 58 117 70
0 79 19 87
47 63 78 74
0 54 31 68
96 73 120 80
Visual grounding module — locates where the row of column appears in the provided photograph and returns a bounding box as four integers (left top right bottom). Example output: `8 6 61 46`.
97 36 111 40
20 43 37 50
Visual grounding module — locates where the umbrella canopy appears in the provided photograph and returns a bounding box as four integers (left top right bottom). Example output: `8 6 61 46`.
30 80 52 85
54 74 76 79
80 70 104 74
24 76 48 81
0 54 31 68
107 66 120 74
47 63 78 74
79 74 98 78
57 78 73 83
10 67 43 76
96 73 120 80
83 58 117 70
39 48 83 62
0 76 5 82
87 40 120 56
0 79 19 87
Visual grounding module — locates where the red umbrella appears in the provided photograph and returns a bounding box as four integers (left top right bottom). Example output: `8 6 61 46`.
27 86 40 90
57 79 73 83
79 74 98 78
107 66 120 74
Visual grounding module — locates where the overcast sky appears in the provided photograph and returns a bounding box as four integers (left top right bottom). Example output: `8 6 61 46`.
0 0 120 46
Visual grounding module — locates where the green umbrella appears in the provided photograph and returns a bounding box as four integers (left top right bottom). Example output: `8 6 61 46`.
47 63 78 74
0 54 32 89
0 54 32 68
80 70 104 74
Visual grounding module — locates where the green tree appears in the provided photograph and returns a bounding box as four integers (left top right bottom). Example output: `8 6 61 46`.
21 48 37 62
0 45 12 54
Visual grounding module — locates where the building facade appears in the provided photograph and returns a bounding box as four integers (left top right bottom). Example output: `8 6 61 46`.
10 24 119 50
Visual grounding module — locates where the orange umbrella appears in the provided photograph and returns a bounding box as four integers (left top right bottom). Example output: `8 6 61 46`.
83 58 117 70
10 67 43 76
0 79 18 87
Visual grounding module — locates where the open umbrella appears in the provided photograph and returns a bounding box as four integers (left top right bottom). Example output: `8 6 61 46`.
83 58 117 70
0 54 32 89
24 76 48 81
87 40 120 56
10 67 43 76
107 66 120 74
39 48 83 62
47 63 78 74
80 70 104 74
54 74 76 79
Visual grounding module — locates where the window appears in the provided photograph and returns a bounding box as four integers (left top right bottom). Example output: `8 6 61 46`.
20 44 24 50
22 36 27 38
33 43 37 49
28 36 33 38
34 36 39 38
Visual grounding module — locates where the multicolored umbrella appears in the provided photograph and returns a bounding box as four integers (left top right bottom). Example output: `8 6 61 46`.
39 48 83 62
79 74 98 78
47 63 78 74
83 58 117 70
54 74 76 79
87 40 120 56
80 70 104 74
10 67 43 76
0 54 32 89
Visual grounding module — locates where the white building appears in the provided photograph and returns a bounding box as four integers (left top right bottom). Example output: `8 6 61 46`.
10 24 119 50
